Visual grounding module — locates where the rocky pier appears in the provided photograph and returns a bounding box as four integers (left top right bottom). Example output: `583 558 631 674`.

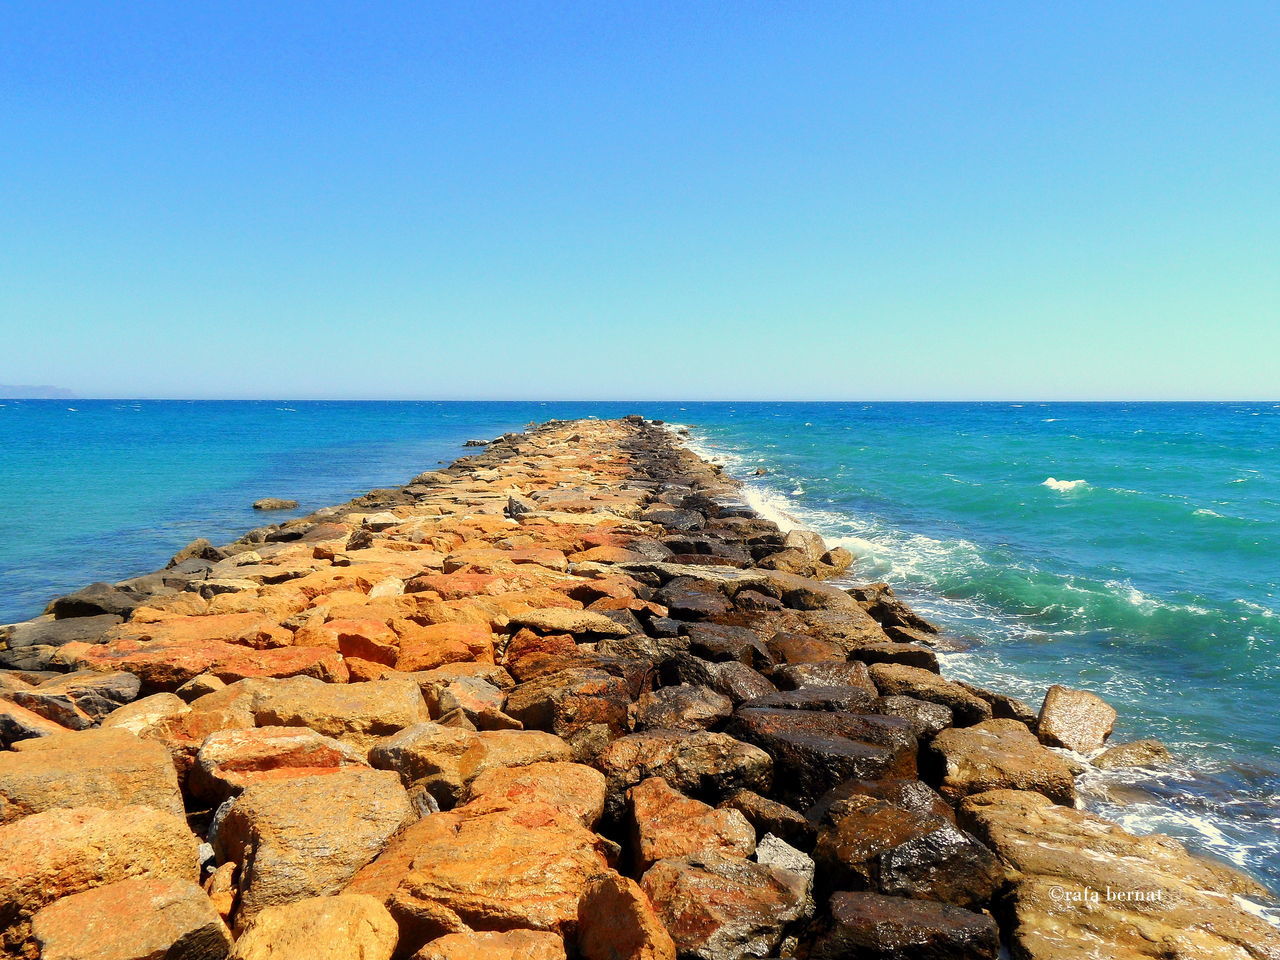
1 416 1277 960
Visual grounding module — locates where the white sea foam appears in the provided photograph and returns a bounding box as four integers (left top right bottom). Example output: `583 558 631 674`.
1042 477 1089 492
1043 418 1062 422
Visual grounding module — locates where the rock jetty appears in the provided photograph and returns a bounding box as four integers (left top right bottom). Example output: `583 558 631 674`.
1 416 1276 959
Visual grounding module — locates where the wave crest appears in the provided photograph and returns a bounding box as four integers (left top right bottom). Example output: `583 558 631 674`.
1043 477 1089 493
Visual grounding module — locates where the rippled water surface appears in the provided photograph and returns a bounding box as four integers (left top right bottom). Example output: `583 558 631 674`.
2 399 1277 889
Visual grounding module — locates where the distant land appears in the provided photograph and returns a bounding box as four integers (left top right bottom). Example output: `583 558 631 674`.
0 384 77 399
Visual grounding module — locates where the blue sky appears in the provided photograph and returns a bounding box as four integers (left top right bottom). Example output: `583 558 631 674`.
2 2 1276 399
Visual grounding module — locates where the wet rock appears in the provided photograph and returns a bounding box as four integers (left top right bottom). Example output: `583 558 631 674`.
640 852 807 960
960 789 1280 960
32 876 232 960
874 695 953 740
662 654 777 706
230 895 398 960
212 767 414 925
635 684 733 731
847 641 939 672
505 668 631 753
629 777 756 870
0 805 199 953
0 729 184 822
741 685 878 713
770 660 877 693
725 708 916 807
812 792 1003 907
808 891 998 960
1093 738 1172 770
253 498 299 511
45 582 142 620
718 789 814 849
191 726 368 802
930 719 1077 805
810 778 956 825
654 578 732 621
0 614 123 670
577 873 677 960
867 664 991 726
847 583 940 635
1037 684 1116 753
641 507 704 531
685 623 771 667
417 929 566 960
595 730 772 817
954 681 1037 726
7 669 140 729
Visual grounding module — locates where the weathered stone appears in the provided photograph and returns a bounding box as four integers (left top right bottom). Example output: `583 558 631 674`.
1093 738 1172 770
230 895 398 960
0 729 184 822
0 614 123 670
635 684 732 732
960 789 1280 960
874 695 953 739
191 726 368 802
248 676 429 752
1037 684 1117 753
810 777 956 825
741 685 878 713
253 498 299 511
848 583 940 634
463 761 606 828
770 660 876 693
0 805 199 953
8 670 141 729
505 668 630 752
930 719 1077 805
32 877 232 960
640 853 806 960
0 700 70 746
576 873 676 960
101 691 191 735
415 930 566 960
594 730 772 816
46 582 142 619
654 578 732 621
847 641 939 672
629 777 756 870
508 608 631 638
212 768 414 925
812 792 1003 907
685 623 771 667
662 654 776 706
868 664 991 726
718 789 813 848
809 891 998 960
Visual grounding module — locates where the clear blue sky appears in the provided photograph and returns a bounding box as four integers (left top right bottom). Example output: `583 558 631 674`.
2 2 1276 400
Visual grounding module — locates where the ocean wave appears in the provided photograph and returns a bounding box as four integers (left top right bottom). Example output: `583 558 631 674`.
1042 477 1089 492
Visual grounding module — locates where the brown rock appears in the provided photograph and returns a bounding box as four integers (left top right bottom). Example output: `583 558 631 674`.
32 877 232 960
212 767 414 925
809 891 998 960
68 636 345 690
717 789 813 848
868 663 992 726
507 609 631 638
960 789 1280 960
248 676 429 752
635 685 733 732
576 873 676 960
0 805 199 953
0 729 184 822
1093 738 1172 770
7 670 141 729
100 691 191 735
629 777 755 870
505 668 631 753
415 930 567 960
1037 684 1117 753
770 660 876 693
930 718 1077 805
640 853 806 960
462 761 607 828
191 726 368 802
230 894 398 960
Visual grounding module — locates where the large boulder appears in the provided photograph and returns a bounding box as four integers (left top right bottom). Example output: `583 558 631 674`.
462 761 607 828
67 636 345 690
640 853 807 960
6 670 140 729
808 891 999 960
1036 684 1116 753
811 793 1004 908
0 805 199 953
191 726 368 802
628 777 755 871
867 664 991 726
594 730 772 817
0 729 184 822
635 685 733 732
0 700 70 746
32 877 232 960
415 930 567 960
1092 738 1172 771
504 668 631 754
0 614 123 671
247 676 430 752
576 873 677 960
212 767 414 925
229 895 398 960
930 719 1077 805
959 789 1280 960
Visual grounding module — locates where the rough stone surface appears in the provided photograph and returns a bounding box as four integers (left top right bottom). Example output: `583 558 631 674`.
1037 684 1117 753
230 895 398 960
577 873 677 960
930 718 1077 805
415 930 567 960
32 877 232 960
809 891 999 960
635 684 733 732
868 664 992 726
191 725 368 802
629 777 756 870
1092 738 1172 770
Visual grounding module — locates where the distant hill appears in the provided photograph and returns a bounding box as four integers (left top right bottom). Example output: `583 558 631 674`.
0 384 77 399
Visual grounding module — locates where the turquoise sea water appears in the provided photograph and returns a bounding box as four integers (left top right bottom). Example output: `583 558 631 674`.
1 400 1277 890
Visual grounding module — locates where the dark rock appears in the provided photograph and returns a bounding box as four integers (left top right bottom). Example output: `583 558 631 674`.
0 615 122 671
767 632 845 665
635 685 733 732
641 507 705 531
166 538 227 567
956 682 1037 727
252 498 298 511
8 671 141 730
462 438 489 447
663 655 777 706
733 589 783 613
809 778 956 826
719 789 814 849
655 578 732 621
812 793 1004 907
740 686 878 714
847 642 939 672
685 623 771 668
771 661 876 694
874 696 954 740
847 583 940 634
504 668 631 754
809 891 999 960
868 665 991 726
44 584 140 620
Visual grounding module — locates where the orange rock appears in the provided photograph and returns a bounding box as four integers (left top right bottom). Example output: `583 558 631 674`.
0 805 199 953
568 546 651 564
415 930 567 960
462 761 606 828
111 613 295 651
327 618 400 665
628 777 756 871
576 874 676 960
406 573 502 600
395 622 495 672
247 676 430 753
346 658 404 682
68 637 346 691
230 894 399 960
191 726 368 802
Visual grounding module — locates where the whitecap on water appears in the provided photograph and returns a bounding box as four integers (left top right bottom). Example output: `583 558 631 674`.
1042 477 1089 492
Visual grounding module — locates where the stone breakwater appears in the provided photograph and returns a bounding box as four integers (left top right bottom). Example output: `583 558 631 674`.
0 416 1276 960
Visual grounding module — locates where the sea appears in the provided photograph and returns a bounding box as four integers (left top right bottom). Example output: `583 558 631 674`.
2 399 1277 893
